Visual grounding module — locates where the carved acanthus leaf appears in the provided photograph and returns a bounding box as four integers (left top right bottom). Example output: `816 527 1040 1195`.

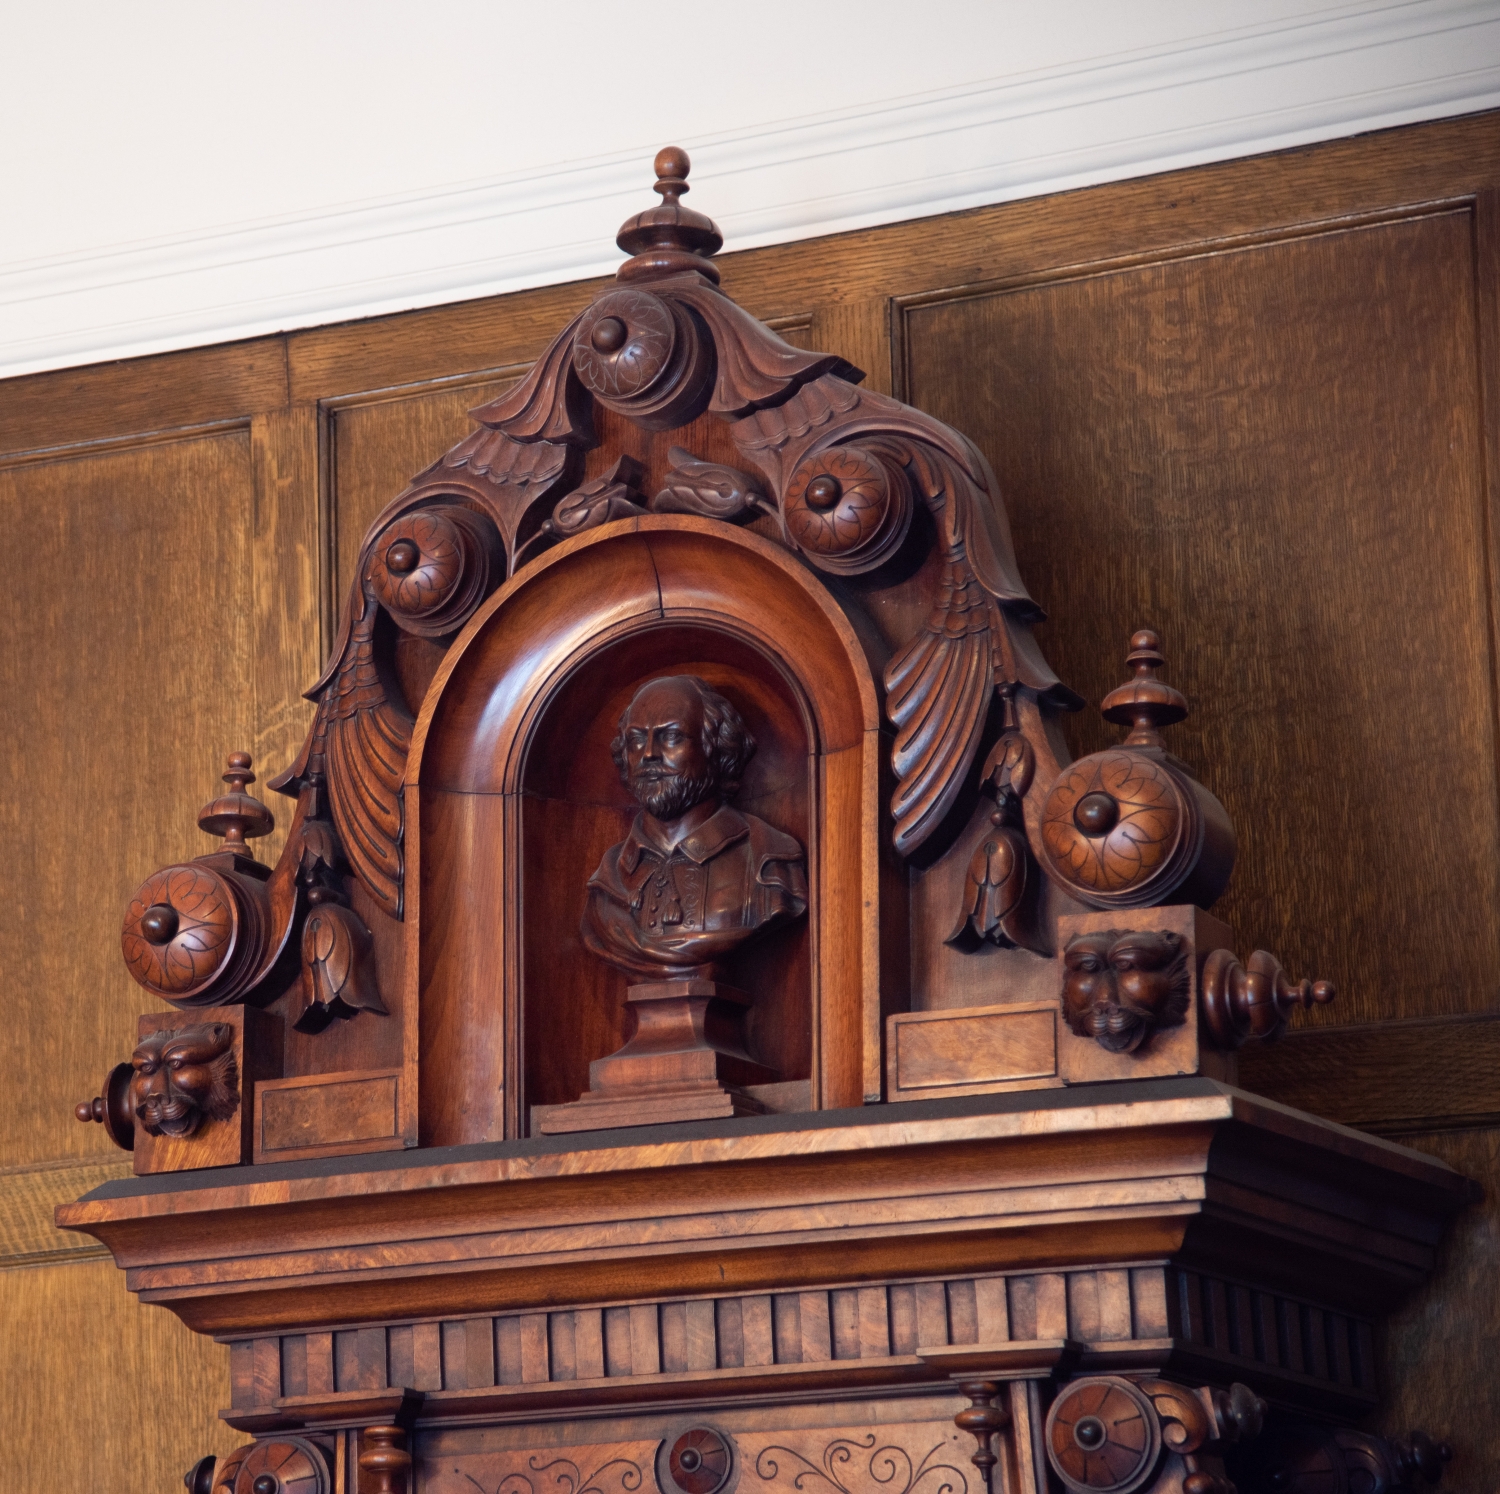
419 437 576 569
667 284 861 417
759 403 1077 859
467 315 595 445
884 556 995 856
272 580 412 919
733 374 862 466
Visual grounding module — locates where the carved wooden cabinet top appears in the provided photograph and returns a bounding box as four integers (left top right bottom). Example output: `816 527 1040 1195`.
47 138 1493 1494
55 145 1479 1492
65 144 1442 1176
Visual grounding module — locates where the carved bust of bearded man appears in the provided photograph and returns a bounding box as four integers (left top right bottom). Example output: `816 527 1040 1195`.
580 675 808 982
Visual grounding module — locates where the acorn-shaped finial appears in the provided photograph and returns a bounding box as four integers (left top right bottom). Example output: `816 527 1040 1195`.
197 751 275 857
1100 628 1188 750
615 146 724 284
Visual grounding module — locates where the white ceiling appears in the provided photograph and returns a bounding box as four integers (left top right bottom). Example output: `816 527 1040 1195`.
2 0 1497 378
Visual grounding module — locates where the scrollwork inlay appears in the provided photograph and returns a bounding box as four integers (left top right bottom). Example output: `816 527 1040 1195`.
751 1435 970 1494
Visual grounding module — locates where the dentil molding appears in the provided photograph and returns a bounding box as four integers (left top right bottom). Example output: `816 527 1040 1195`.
2 0 1498 380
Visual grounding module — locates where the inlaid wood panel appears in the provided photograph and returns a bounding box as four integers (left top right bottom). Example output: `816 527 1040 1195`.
0 430 259 1168
418 1409 979 1494
903 206 1497 1025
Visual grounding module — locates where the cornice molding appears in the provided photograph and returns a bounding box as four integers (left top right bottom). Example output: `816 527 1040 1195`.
3 0 1498 380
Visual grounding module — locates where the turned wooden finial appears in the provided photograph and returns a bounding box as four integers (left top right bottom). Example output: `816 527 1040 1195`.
955 1380 1009 1485
1391 1430 1453 1487
197 751 275 857
616 146 724 283
359 1426 412 1494
1100 628 1188 749
653 145 691 203
74 1062 134 1149
1201 947 1336 1048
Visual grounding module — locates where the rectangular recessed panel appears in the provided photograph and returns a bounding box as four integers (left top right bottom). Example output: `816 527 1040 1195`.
258 1071 400 1156
904 209 1496 1023
895 1006 1057 1091
0 430 257 1169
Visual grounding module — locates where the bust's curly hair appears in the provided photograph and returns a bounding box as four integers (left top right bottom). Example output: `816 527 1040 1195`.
611 675 757 798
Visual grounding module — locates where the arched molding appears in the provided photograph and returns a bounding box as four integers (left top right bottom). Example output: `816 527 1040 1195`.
409 515 883 1142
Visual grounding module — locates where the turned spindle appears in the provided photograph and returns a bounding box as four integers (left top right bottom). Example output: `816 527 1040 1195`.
954 1380 1009 1485
1391 1430 1453 1487
615 145 724 282
1201 946 1336 1049
197 751 275 858
359 1426 412 1494
73 1061 134 1149
1100 628 1189 750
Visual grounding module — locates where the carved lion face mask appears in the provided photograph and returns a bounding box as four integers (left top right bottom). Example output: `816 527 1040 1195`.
130 1023 239 1138
1062 930 1191 1054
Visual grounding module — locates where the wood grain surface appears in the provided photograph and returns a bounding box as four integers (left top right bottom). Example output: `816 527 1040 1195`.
1378 1125 1500 1492
904 206 1496 1027
0 429 259 1170
1 1257 241 1488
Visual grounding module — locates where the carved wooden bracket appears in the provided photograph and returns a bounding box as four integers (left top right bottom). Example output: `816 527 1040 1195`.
1235 1422 1451 1494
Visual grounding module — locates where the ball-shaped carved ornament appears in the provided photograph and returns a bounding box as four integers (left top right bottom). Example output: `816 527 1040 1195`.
122 865 239 999
575 291 675 397
572 289 714 429
783 444 912 574
368 505 498 639
1040 751 1193 908
658 1426 736 1494
226 1440 330 1494
1046 1378 1162 1494
669 1429 733 1494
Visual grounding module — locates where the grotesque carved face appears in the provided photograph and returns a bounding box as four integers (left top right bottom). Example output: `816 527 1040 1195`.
130 1023 239 1137
611 675 755 824
1062 930 1190 1054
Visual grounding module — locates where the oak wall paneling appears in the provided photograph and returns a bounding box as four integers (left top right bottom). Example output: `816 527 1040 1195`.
0 1256 242 1480
4 111 1500 1487
0 426 262 1169
898 204 1497 1026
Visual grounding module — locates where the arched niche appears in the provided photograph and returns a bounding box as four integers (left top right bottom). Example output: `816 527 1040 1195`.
408 515 882 1143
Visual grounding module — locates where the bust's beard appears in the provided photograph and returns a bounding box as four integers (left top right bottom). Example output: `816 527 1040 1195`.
632 766 719 821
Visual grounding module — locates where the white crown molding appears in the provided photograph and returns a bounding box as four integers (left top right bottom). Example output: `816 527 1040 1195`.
2 0 1498 381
